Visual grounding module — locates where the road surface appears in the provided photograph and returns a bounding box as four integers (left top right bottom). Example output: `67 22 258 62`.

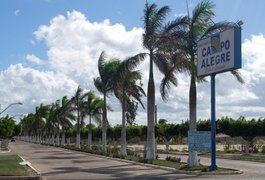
9 141 265 179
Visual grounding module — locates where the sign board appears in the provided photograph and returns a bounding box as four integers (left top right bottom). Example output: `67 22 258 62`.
188 131 211 152
197 27 241 77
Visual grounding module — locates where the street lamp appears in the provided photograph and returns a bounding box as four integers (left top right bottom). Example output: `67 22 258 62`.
0 102 23 115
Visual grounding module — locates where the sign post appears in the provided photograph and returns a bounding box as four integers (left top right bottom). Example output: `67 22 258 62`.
197 27 242 171
210 74 217 170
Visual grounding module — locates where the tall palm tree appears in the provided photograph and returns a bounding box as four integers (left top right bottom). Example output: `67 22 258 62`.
94 51 145 153
160 0 244 167
57 96 76 146
45 103 57 145
84 91 104 150
71 86 88 149
142 2 178 160
94 51 119 153
116 71 145 157
20 114 35 141
34 104 49 143
112 59 146 157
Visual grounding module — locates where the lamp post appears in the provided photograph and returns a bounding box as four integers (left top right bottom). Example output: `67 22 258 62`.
0 102 23 115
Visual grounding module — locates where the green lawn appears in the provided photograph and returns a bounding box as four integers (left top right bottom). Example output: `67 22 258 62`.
0 154 37 176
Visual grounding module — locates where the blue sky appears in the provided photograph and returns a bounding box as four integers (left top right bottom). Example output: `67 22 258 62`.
1 0 265 124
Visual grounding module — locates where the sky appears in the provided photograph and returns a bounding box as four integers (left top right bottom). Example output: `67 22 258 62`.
1 0 265 125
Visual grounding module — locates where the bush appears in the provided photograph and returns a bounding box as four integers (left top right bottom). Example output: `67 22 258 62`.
261 146 265 154
165 156 181 162
253 146 259 153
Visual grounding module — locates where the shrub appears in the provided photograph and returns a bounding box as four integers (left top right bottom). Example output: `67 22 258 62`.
261 146 265 154
165 156 181 162
253 145 259 153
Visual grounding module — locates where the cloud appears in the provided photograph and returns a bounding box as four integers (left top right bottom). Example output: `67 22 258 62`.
14 9 20 16
26 54 45 65
243 34 265 77
174 12 187 17
0 64 78 116
34 10 144 87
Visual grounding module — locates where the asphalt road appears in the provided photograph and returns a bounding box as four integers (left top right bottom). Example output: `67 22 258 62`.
9 141 265 180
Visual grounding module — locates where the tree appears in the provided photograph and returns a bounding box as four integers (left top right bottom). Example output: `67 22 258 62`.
0 115 16 139
20 114 34 141
71 86 88 149
57 96 76 146
94 51 117 152
142 2 178 160
33 103 49 142
84 91 104 150
112 56 146 157
160 0 244 166
45 102 59 145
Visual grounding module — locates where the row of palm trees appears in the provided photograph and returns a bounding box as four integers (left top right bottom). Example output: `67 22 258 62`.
20 0 243 167
20 52 146 157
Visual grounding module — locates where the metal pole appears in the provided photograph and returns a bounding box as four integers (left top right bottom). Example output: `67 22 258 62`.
0 102 23 115
210 74 217 171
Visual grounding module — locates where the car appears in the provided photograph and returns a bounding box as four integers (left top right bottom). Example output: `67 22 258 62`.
11 137 16 142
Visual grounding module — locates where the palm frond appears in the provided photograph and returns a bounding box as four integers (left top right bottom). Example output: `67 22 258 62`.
191 0 215 41
160 66 178 101
231 70 244 84
98 51 106 77
93 77 104 94
201 21 239 39
153 53 172 75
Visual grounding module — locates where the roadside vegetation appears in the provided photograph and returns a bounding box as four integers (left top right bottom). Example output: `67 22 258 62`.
0 154 37 176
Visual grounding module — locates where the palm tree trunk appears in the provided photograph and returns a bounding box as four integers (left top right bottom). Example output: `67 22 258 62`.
120 98 127 157
102 93 107 153
76 110 81 149
188 75 199 167
87 115 92 150
61 127 65 146
56 127 60 146
146 51 156 160
52 133 55 146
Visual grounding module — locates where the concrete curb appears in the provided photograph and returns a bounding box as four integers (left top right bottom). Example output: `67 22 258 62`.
18 155 41 176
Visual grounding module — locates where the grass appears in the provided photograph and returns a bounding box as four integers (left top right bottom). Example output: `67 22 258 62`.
0 154 37 176
124 155 239 173
197 151 265 163
216 152 265 163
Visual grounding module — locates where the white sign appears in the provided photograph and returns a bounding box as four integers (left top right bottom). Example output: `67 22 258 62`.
197 27 241 76
188 131 211 152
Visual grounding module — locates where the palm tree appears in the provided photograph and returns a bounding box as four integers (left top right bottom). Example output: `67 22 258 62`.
45 100 59 145
112 59 146 157
84 91 104 150
142 2 178 160
34 104 49 143
57 96 76 146
20 114 35 141
160 0 244 167
94 51 118 152
71 86 88 149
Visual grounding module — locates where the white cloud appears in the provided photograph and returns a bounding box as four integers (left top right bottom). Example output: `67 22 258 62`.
26 54 45 65
34 10 144 87
14 9 20 16
0 64 78 116
174 12 186 17
243 34 265 77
